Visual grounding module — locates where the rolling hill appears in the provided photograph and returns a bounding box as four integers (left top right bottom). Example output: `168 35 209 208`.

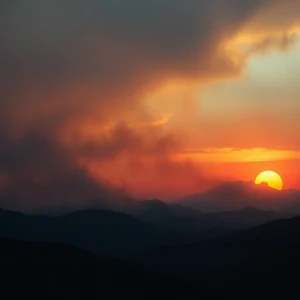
135 215 300 272
0 237 198 300
0 208 187 257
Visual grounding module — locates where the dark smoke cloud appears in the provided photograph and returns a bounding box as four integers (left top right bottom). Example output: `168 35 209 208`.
0 0 293 210
0 131 128 211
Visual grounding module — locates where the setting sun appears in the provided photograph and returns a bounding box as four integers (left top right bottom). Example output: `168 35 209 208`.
255 170 283 191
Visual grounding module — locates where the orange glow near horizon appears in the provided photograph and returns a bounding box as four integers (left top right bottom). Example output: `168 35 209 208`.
255 170 283 190
176 148 300 164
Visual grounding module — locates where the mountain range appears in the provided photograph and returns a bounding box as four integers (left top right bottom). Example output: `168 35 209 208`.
0 208 187 257
0 237 197 300
179 181 300 212
0 202 287 258
135 215 300 272
3 210 300 299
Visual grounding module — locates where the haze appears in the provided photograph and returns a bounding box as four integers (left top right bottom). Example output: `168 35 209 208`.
0 0 299 211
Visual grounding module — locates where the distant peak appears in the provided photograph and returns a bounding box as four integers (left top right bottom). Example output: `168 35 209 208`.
149 199 163 203
255 181 280 192
240 206 261 213
257 182 269 188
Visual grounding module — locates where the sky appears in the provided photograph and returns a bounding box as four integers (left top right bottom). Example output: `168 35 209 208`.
0 0 300 209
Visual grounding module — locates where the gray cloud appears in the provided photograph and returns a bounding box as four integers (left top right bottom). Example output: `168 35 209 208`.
0 0 292 209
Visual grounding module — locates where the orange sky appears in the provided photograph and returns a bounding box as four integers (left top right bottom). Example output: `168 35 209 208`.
65 1 300 199
84 33 300 198
1 0 300 207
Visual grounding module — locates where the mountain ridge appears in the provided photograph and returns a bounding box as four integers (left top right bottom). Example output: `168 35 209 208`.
135 214 300 271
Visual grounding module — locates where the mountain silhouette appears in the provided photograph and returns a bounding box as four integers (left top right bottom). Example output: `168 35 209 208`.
2 225 300 299
0 237 199 300
256 181 271 189
136 215 300 272
181 181 300 212
152 206 279 236
136 199 198 222
0 208 188 257
0 204 283 258
2 209 300 299
189 242 300 299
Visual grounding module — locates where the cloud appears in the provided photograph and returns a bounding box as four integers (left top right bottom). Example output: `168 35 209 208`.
245 33 297 54
241 0 300 34
181 147 300 163
0 0 299 208
0 131 128 211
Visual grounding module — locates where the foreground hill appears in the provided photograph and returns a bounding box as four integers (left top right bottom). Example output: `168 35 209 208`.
195 243 300 299
0 238 198 300
2 235 300 299
136 215 300 272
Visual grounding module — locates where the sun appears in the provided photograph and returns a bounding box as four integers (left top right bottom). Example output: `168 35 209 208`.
255 170 283 191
